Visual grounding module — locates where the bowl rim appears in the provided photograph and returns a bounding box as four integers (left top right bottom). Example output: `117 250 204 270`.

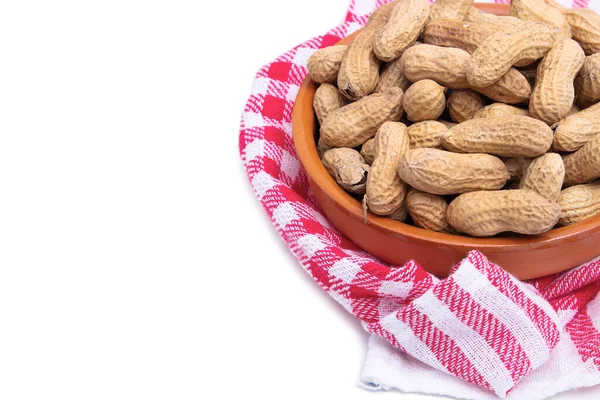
292 4 600 252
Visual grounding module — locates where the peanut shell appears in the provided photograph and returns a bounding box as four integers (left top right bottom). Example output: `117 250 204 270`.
406 188 451 232
403 80 446 122
553 102 600 152
518 153 565 202
575 53 600 109
322 148 370 194
307 45 348 84
447 90 486 123
563 134 600 186
313 83 347 125
406 120 447 149
558 182 600 225
473 103 530 119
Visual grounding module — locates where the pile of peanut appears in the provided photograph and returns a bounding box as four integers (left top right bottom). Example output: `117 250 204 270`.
307 0 600 237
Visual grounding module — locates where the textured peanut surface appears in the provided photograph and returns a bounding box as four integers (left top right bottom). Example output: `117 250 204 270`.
366 122 409 215
529 39 585 125
307 45 348 84
398 148 509 195
467 21 556 87
443 116 553 158
465 7 524 31
322 148 370 194
575 53 600 109
553 102 600 152
403 80 446 122
406 120 447 149
374 0 430 62
321 87 404 148
511 0 571 39
313 83 347 125
317 137 332 158
375 57 410 93
360 138 375 164
446 190 561 236
562 8 600 55
563 134 600 186
389 203 408 222
519 153 565 202
473 103 530 119
447 90 485 123
423 19 496 54
430 0 471 21
503 157 532 181
337 3 395 100
406 189 450 232
558 182 600 225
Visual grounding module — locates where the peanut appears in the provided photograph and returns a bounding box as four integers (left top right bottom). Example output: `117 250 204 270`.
398 148 509 195
438 120 457 129
563 134 600 186
337 2 396 100
322 148 370 194
561 8 600 55
423 19 496 54
366 122 410 215
406 188 451 232
465 7 524 31
402 44 531 104
473 103 530 119
373 0 430 62
360 138 376 164
529 39 585 125
429 0 472 22
446 189 561 236
510 0 571 40
443 116 554 158
553 102 600 152
403 80 446 122
375 57 410 93
317 138 332 158
502 157 532 181
321 87 404 148
447 90 486 123
518 153 565 202
558 182 600 225
406 120 447 149
575 53 600 109
467 21 556 87
389 202 408 222
307 45 348 84
313 83 346 125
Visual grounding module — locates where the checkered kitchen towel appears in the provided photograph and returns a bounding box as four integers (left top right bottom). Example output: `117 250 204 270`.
239 1 600 398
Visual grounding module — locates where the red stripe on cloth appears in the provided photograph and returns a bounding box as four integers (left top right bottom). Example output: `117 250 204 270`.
432 277 532 383
468 252 560 350
573 0 591 8
567 310 600 368
399 304 493 390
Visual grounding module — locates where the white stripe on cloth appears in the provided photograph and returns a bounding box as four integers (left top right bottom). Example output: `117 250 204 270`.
413 291 515 396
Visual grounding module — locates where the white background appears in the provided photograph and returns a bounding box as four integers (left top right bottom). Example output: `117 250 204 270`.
0 0 599 399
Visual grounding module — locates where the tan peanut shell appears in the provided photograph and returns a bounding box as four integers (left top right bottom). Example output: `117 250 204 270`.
447 90 486 123
423 19 497 54
529 39 585 126
373 0 430 62
313 83 347 125
473 103 530 119
566 104 581 117
467 21 556 87
360 138 376 164
442 116 553 158
438 120 457 129
518 153 565 202
558 182 600 225
562 8 600 55
403 80 446 122
465 7 524 31
510 0 571 40
406 189 451 232
406 120 447 149
446 190 561 237
321 87 404 148
575 53 600 109
337 2 395 100
317 138 332 158
397 148 510 195
503 157 532 181
375 57 410 93
402 44 531 104
366 122 410 215
307 45 348 84
429 0 472 21
553 102 600 152
563 134 600 186
389 202 408 222
322 148 370 194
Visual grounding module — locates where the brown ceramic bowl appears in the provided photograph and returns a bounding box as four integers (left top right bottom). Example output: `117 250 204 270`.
292 3 600 280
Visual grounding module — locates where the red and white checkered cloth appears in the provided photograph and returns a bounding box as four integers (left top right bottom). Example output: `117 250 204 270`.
239 1 600 398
